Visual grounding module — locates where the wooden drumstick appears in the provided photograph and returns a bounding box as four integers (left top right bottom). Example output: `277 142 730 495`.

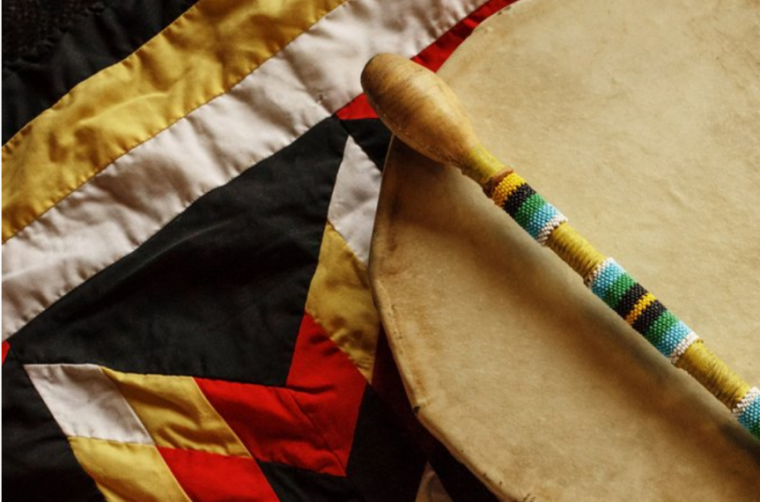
361 53 760 440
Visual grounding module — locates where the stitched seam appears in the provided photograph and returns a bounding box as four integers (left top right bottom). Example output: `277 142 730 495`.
283 389 351 475
3 0 115 72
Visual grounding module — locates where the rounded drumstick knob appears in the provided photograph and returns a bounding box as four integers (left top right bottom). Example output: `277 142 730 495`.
361 53 506 187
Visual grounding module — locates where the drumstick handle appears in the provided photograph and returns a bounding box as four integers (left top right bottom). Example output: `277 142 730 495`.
361 53 760 440
361 53 508 187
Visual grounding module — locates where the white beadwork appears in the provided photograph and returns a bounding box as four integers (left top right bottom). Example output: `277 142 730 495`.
584 257 615 287
537 214 567 246
732 387 760 417
669 332 700 364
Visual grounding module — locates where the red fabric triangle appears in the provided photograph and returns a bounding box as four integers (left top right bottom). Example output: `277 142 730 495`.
159 447 278 502
195 313 365 477
195 376 345 476
286 313 367 473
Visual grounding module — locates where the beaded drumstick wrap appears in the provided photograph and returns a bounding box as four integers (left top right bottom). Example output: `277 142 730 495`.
490 170 760 439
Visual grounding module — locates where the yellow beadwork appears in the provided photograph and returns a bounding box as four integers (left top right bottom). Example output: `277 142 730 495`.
625 292 656 325
491 172 526 208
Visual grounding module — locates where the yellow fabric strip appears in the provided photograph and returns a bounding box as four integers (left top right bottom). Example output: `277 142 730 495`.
624 291 656 325
1 0 346 242
69 437 191 502
306 221 380 381
101 367 249 458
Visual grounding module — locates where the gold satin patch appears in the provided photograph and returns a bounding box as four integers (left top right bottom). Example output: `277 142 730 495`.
306 222 380 381
1 0 347 242
102 368 249 457
69 437 191 502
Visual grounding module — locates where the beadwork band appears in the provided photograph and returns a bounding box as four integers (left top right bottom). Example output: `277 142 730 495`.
490 170 760 439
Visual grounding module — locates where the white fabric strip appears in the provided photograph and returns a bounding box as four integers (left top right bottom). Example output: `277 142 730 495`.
327 135 382 265
24 364 153 443
2 0 488 340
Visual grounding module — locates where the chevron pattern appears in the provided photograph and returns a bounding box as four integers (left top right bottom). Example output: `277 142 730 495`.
3 1 513 501
25 314 366 501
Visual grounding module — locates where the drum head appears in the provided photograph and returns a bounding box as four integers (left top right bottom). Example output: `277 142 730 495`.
369 0 760 500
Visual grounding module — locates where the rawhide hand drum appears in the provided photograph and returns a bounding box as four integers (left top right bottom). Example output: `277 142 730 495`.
368 0 760 500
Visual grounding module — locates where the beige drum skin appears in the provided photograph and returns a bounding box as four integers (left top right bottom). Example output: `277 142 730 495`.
369 0 760 500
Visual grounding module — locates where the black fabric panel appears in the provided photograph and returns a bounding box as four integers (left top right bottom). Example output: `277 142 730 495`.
2 349 105 502
346 387 427 502
3 0 198 143
2 0 103 63
429 443 500 502
340 118 392 171
11 117 347 385
259 461 362 502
